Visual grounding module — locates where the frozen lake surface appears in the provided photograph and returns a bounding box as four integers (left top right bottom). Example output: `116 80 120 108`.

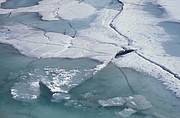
0 0 180 118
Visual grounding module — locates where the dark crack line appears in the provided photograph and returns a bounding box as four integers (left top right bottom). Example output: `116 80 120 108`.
117 66 135 95
109 1 133 46
107 1 134 94
68 45 109 55
44 32 51 41
109 24 132 46
110 1 180 81
6 12 12 18
136 52 180 80
53 8 76 38
95 39 118 47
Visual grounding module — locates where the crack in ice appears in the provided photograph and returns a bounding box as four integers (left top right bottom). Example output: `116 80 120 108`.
135 52 180 80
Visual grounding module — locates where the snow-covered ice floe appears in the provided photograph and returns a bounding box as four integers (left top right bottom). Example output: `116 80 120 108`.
0 0 180 98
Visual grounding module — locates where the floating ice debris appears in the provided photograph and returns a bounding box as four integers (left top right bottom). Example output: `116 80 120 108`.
125 95 152 110
11 80 40 102
51 93 71 102
98 95 152 110
10 58 100 102
115 108 137 117
42 68 80 93
98 97 126 107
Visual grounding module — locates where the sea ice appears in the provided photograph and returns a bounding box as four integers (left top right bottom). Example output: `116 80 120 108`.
98 97 126 107
51 93 71 102
115 108 137 118
125 95 152 110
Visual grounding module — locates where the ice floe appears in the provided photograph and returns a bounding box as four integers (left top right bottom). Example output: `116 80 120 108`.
115 108 137 118
98 97 126 107
98 95 152 110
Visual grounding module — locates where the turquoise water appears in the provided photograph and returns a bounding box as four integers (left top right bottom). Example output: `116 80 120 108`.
0 43 180 118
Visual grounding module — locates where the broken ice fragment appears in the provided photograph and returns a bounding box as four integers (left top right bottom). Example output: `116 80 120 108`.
51 93 71 102
98 97 126 107
125 95 152 110
11 81 40 102
115 108 137 117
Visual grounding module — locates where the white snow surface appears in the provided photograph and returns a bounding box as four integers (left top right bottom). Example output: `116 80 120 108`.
0 0 180 97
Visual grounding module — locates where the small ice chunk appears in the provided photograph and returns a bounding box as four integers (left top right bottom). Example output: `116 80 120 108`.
51 93 71 102
126 95 152 110
115 108 137 117
98 97 126 107
41 68 80 93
